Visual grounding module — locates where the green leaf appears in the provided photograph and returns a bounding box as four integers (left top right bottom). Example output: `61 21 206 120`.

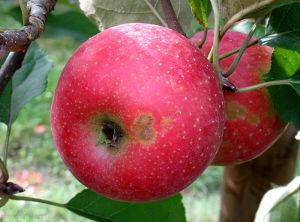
260 3 300 52
78 0 193 33
188 0 211 28
222 0 300 21
44 10 99 41
255 176 300 222
66 189 186 222
268 86 300 129
0 82 12 124
0 43 53 126
59 0 81 11
264 48 300 129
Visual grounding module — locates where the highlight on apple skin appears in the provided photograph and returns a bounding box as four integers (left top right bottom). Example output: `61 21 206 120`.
191 30 285 166
51 23 225 202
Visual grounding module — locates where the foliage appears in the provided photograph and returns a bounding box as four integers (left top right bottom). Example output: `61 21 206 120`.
67 190 186 222
78 0 193 32
188 0 211 28
264 48 300 129
261 3 300 52
0 43 52 126
221 0 300 21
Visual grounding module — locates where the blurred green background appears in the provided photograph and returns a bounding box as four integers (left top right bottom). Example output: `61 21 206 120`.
0 1 299 222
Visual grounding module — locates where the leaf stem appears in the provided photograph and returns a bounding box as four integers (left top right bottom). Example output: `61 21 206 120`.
7 193 106 219
219 38 259 60
223 17 263 77
210 0 223 84
19 0 29 25
0 158 8 183
2 124 11 167
8 194 66 208
236 79 291 93
144 0 168 27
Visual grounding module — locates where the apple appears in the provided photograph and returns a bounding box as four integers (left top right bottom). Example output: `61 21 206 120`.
191 30 285 165
51 23 225 202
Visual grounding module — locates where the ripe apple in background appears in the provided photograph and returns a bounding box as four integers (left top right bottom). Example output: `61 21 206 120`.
51 23 225 202
191 30 285 165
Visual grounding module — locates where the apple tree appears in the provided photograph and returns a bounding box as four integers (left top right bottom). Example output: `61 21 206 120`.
0 0 300 221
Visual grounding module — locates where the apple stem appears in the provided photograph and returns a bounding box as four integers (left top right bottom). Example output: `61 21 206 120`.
236 79 292 93
223 17 263 77
210 0 223 84
198 28 208 48
98 121 123 148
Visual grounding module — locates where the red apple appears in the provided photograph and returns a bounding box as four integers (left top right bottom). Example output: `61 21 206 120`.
51 23 225 202
191 30 285 165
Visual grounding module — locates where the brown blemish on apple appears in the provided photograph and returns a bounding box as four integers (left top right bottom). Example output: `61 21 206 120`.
161 116 172 134
161 117 172 127
225 101 246 120
247 114 261 125
132 114 156 144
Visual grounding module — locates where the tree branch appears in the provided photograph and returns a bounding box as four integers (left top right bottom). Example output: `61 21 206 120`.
0 0 57 52
0 0 57 96
0 49 29 95
160 0 185 35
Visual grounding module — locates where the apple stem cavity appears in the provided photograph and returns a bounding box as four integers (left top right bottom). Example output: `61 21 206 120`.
98 121 124 148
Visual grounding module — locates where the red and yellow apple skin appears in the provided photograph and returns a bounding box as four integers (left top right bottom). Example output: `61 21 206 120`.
51 23 225 202
191 30 285 165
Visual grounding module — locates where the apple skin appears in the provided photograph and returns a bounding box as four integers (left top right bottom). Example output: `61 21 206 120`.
51 23 225 202
191 30 285 165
